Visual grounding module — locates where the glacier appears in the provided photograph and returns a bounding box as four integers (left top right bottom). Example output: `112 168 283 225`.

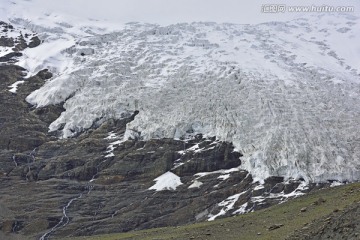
2 10 360 183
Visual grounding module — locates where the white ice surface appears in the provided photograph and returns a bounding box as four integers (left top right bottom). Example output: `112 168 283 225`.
0 47 12 58
17 38 76 78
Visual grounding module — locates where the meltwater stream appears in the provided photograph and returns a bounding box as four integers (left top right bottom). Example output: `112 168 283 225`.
38 156 114 240
39 194 83 240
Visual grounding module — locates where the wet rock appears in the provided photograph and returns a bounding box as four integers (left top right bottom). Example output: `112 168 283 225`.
11 220 25 233
12 153 32 166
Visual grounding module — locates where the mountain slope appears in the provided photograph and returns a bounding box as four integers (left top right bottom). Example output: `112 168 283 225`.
1 2 360 240
3 13 358 182
68 182 360 240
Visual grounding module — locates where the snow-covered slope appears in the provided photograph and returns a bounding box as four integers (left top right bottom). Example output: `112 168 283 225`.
1 1 360 183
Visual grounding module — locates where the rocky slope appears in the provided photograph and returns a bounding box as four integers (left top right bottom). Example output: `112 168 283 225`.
289 202 360 240
68 182 360 240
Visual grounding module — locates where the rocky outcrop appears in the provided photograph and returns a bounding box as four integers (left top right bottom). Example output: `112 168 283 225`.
0 22 41 50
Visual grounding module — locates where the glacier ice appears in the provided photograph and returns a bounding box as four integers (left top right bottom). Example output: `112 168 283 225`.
10 14 360 183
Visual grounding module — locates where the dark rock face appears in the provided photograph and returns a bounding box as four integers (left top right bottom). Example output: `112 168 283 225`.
28 36 41 48
0 65 55 153
172 137 242 177
0 21 329 240
0 52 22 63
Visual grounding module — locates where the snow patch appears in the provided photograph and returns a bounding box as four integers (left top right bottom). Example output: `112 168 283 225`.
233 202 248 214
149 171 183 191
0 47 13 58
217 174 230 181
208 191 247 221
188 180 203 189
105 131 118 140
105 132 124 158
253 184 265 190
8 80 25 93
195 168 240 179
330 181 344 187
